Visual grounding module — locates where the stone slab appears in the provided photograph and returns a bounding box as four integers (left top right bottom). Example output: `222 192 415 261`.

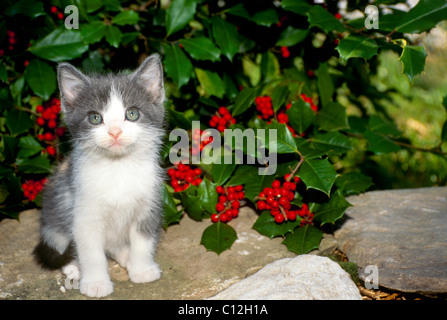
0 207 295 299
335 187 447 294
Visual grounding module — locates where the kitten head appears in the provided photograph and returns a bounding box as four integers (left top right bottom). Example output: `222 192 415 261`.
57 54 165 157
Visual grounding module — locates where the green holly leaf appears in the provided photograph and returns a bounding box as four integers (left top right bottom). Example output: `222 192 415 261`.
399 44 427 83
29 28 89 62
162 185 183 228
81 21 107 44
165 0 197 36
197 177 219 214
282 225 323 255
394 0 447 34
212 162 236 186
336 35 378 61
179 37 220 62
24 59 56 100
298 158 337 196
253 211 301 239
264 121 299 154
280 0 311 16
195 68 225 98
201 221 237 255
230 87 258 116
307 5 345 33
271 85 289 112
317 62 334 108
335 172 374 196
112 10 139 26
180 187 203 221
163 43 193 88
286 99 315 135
364 130 400 154
276 27 309 47
104 25 122 48
16 155 51 174
211 17 242 62
311 132 352 156
317 101 349 132
17 135 43 159
313 191 352 225
5 0 45 19
4 109 34 136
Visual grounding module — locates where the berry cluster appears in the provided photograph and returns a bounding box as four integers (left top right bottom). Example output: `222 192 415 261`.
300 93 318 112
256 176 300 223
191 128 213 156
297 203 315 227
255 96 297 136
36 98 64 157
255 96 274 120
50 6 65 20
6 30 16 52
22 178 47 202
280 46 290 58
209 106 236 132
36 97 61 129
211 185 245 223
168 162 203 192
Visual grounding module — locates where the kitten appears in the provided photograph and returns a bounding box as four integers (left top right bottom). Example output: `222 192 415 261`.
33 54 166 298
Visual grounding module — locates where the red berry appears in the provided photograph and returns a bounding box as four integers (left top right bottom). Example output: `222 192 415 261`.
216 186 224 194
57 12 64 20
218 106 228 115
272 180 281 189
218 195 227 203
46 146 56 156
36 117 45 126
287 210 297 221
219 212 228 222
36 105 44 113
48 120 57 129
279 197 289 207
257 201 266 210
50 6 58 13
274 214 285 223
211 214 219 223
231 200 240 209
335 13 342 19
216 202 225 212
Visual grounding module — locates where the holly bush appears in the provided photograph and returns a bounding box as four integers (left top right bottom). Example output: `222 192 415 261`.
1 0 446 255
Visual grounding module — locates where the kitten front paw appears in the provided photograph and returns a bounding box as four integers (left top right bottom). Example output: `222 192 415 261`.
80 280 113 298
128 263 161 283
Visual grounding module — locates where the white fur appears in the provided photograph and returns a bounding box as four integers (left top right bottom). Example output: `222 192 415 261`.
70 90 163 298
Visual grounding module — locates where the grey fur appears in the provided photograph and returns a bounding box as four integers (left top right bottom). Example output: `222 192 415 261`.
34 54 166 286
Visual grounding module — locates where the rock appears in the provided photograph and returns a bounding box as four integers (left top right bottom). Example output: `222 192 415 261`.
209 255 362 300
335 187 447 294
0 207 295 299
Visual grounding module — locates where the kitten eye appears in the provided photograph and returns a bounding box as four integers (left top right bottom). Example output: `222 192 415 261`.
125 108 140 122
88 112 103 125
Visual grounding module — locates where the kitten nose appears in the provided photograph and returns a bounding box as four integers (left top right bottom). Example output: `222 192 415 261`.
108 127 123 139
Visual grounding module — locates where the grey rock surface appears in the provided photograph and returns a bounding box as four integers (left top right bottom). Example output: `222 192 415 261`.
335 187 447 294
209 255 362 300
0 207 296 299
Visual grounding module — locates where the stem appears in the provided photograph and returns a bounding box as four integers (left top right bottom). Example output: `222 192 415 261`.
286 151 304 182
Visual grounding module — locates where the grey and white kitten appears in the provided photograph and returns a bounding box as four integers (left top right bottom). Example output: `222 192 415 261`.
33 54 166 298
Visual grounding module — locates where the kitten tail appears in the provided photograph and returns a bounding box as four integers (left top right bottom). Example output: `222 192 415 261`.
33 240 75 270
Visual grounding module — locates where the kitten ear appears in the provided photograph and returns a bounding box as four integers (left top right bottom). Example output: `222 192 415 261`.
131 54 165 104
57 63 89 108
